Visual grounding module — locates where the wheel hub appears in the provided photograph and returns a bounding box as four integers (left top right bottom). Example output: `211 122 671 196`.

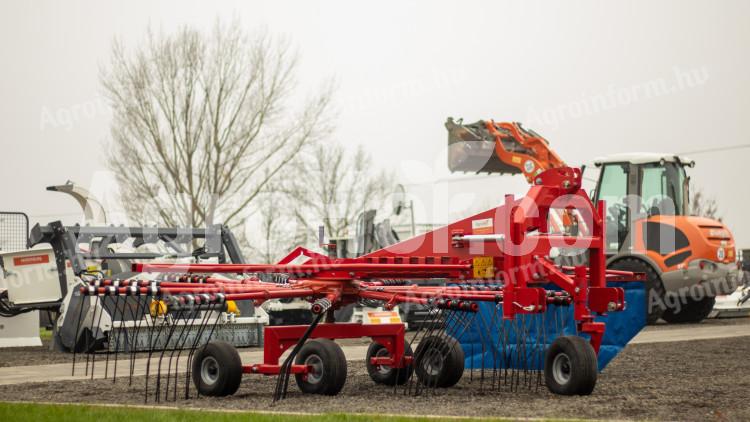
552 352 572 384
305 354 324 384
422 351 444 376
375 348 392 374
200 356 220 385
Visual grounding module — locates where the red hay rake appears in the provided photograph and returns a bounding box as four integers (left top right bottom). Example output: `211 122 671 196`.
71 167 642 403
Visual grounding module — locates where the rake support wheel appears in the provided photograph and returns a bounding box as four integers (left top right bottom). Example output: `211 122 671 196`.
414 335 464 388
192 341 243 397
294 339 348 395
366 341 414 386
544 336 598 396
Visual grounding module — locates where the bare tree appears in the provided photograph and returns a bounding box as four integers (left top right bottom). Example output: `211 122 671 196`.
283 142 394 242
242 191 307 263
690 183 721 221
102 21 333 229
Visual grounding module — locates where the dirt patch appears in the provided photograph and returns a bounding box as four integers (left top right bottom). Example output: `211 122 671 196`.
1 336 748 421
0 340 70 368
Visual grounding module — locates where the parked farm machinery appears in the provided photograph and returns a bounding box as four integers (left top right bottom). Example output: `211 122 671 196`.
71 167 645 403
0 221 268 351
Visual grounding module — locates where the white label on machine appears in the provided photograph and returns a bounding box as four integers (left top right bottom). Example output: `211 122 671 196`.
365 310 402 324
1 248 63 305
471 218 494 235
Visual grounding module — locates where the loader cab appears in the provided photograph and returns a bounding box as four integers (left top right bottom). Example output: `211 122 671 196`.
592 153 693 254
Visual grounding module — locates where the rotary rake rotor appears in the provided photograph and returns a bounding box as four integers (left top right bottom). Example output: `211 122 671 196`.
69 167 644 403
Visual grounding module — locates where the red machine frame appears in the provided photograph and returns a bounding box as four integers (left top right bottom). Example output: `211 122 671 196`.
84 167 640 380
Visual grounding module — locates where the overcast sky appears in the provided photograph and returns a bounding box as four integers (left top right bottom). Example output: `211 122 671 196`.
1 0 749 247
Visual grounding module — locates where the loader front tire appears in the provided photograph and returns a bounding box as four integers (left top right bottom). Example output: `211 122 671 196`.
544 336 598 396
661 296 715 323
609 258 665 324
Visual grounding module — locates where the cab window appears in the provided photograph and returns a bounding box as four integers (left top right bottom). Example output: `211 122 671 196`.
597 164 629 252
640 163 685 216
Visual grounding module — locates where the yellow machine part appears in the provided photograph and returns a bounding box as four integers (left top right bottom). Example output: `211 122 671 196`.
149 300 168 317
226 300 240 316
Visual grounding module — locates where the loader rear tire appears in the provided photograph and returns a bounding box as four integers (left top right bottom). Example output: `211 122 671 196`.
609 258 665 324
414 335 464 388
295 339 347 395
661 296 715 324
366 341 414 386
544 336 598 396
192 341 242 397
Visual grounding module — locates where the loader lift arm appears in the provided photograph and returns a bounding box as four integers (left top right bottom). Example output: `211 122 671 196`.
446 117 566 183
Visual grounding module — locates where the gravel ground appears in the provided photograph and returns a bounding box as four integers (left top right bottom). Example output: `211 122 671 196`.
0 337 374 368
0 340 70 367
0 339 162 368
1 336 749 421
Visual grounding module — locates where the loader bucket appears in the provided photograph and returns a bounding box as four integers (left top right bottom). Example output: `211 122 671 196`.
446 117 523 175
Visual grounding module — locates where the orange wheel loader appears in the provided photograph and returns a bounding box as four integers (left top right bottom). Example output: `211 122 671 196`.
446 118 740 323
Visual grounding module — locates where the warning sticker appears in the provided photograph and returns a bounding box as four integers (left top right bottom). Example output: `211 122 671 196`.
471 218 494 235
13 254 50 267
366 311 402 324
472 256 495 278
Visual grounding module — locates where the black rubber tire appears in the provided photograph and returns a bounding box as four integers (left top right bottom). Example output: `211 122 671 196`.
544 336 598 396
366 341 414 385
191 341 243 397
609 258 665 324
294 339 347 395
414 335 465 388
661 296 716 323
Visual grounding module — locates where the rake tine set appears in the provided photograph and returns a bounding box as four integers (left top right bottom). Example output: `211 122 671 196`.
64 166 643 404
69 276 231 403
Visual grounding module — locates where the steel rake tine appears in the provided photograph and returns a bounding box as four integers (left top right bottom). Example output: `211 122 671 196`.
486 304 502 390
127 295 148 385
87 293 105 378
155 307 184 403
537 307 549 390
273 312 324 403
421 310 449 396
281 313 325 400
194 302 225 399
165 306 194 402
91 291 110 379
430 309 474 394
104 295 122 384
127 296 143 384
111 292 133 383
400 304 437 396
423 306 466 396
475 307 499 392
105 293 122 382
71 292 87 377
144 296 169 403
185 301 216 400
469 339 474 384
425 310 460 394
410 306 444 396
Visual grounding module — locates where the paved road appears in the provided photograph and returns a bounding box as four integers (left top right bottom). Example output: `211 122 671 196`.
0 318 747 386
630 319 750 344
